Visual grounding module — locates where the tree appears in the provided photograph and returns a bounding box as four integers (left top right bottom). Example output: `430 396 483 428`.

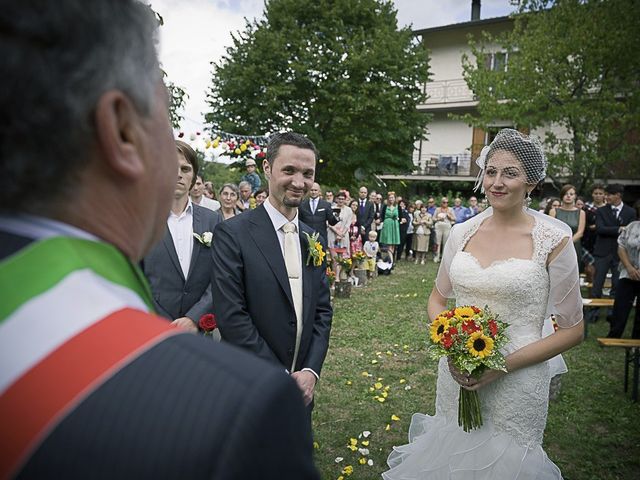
461 0 640 191
205 0 430 185
167 80 187 129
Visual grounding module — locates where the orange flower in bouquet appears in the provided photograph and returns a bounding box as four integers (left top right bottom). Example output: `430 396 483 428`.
428 305 509 432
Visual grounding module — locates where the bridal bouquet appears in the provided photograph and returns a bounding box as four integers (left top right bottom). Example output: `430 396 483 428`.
428 306 509 432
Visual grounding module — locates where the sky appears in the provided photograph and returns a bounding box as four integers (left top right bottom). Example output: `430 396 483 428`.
150 0 516 134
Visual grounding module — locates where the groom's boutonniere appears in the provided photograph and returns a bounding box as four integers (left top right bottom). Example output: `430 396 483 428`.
193 231 213 247
304 231 325 267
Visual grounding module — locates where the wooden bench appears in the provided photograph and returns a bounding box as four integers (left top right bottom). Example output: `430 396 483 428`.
582 298 615 337
597 338 640 402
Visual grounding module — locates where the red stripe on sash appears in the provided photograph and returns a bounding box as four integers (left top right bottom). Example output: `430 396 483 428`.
0 308 178 479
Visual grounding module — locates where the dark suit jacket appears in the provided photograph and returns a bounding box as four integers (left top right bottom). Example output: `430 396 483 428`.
142 204 221 323
211 205 333 374
298 197 338 245
593 203 636 258
355 199 375 234
0 229 319 480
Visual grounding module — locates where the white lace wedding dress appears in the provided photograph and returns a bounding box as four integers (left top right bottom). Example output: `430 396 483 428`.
385 209 582 480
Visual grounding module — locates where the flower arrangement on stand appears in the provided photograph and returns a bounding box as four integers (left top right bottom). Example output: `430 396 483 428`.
428 305 509 432
335 256 352 282
351 250 367 268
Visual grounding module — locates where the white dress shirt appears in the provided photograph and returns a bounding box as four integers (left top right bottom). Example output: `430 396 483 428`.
192 195 221 212
167 199 194 279
263 199 317 379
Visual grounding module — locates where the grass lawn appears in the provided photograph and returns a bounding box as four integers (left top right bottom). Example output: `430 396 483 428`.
312 260 640 480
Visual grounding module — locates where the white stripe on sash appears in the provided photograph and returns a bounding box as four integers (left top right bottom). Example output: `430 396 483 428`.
0 269 148 394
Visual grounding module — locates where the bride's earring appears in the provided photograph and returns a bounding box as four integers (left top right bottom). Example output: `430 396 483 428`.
525 191 532 208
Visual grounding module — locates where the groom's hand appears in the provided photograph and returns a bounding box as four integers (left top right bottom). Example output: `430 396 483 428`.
291 370 316 406
171 317 198 333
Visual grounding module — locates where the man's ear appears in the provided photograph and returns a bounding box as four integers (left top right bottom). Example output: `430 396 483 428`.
94 90 146 180
262 159 271 179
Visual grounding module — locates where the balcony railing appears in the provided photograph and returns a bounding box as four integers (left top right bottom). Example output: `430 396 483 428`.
411 151 473 176
422 79 475 105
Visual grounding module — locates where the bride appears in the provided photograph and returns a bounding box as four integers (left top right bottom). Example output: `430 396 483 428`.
384 129 584 479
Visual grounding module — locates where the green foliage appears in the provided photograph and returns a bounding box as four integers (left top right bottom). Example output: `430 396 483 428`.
199 160 243 190
205 0 430 185
167 81 187 130
461 0 640 191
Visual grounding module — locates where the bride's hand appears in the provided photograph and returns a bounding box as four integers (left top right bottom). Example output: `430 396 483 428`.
447 357 506 390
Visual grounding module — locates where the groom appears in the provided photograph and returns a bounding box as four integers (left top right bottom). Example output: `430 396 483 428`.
211 132 332 411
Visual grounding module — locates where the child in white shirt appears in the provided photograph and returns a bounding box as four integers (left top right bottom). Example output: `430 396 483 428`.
363 231 379 279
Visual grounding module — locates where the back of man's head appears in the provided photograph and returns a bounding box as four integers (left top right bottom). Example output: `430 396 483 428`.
0 0 160 213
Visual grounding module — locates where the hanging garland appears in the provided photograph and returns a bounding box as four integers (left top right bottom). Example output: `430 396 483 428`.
177 130 269 163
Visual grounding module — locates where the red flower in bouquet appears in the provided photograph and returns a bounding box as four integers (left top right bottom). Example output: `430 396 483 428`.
428 305 509 432
198 313 217 335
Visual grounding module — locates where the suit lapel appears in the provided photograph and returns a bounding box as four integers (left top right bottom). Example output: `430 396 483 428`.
186 206 202 280
299 225 313 326
162 229 185 281
249 206 294 306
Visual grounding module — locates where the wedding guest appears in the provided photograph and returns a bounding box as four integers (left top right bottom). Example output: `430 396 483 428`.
299 183 338 245
211 132 333 425
325 190 334 205
550 184 586 261
372 192 383 233
254 188 268 206
219 183 241 220
583 184 606 255
349 199 363 254
396 199 411 261
379 191 401 258
608 200 640 338
204 181 216 199
356 186 375 244
377 246 393 275
468 196 479 216
404 202 416 260
191 175 221 211
433 197 455 263
0 2 319 478
363 230 380 279
544 197 560 215
413 204 433 264
241 158 261 194
328 191 352 253
142 141 221 332
452 197 472 223
590 184 637 321
237 180 252 211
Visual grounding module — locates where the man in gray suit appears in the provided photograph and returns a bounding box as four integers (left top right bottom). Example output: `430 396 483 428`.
142 140 221 331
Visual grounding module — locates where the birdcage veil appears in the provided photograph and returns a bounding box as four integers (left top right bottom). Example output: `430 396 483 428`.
473 129 547 192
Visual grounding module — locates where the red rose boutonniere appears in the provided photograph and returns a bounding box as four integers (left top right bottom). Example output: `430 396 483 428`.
199 314 217 338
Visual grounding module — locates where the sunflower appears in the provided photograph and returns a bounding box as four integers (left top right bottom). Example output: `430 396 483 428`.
454 306 476 320
466 331 494 358
430 316 450 344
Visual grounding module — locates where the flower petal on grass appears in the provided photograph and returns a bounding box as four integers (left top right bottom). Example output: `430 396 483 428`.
335 457 344 463
391 414 400 421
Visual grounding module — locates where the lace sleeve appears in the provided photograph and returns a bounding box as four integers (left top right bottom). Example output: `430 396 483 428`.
531 211 583 328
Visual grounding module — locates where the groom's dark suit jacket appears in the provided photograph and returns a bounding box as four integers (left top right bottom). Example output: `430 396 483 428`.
594 203 636 258
211 205 332 375
142 203 221 323
0 229 320 480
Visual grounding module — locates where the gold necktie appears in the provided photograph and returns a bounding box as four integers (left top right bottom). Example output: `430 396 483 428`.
282 222 300 279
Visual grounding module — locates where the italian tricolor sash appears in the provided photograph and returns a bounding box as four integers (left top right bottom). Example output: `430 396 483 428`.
0 237 178 478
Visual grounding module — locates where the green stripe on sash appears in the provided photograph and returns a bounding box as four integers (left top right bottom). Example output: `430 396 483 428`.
0 237 154 321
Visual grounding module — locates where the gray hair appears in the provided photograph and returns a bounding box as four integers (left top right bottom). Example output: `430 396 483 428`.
0 0 161 211
220 183 239 196
238 181 252 190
